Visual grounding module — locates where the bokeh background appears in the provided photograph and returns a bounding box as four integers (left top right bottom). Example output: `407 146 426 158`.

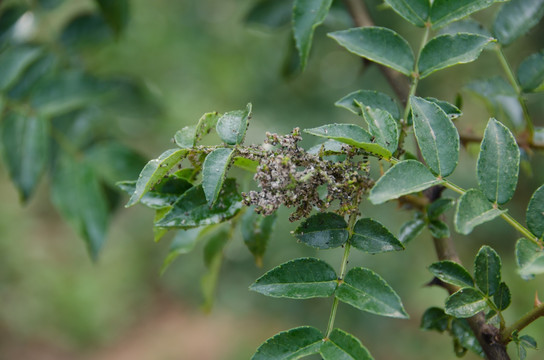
0 0 543 359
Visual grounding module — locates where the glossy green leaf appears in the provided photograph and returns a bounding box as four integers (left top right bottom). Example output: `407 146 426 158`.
359 103 399 154
95 0 129 35
0 112 49 202
474 245 501 296
427 198 455 220
0 45 42 91
428 219 450 239
242 208 277 266
117 176 192 209
245 0 293 30
445 287 487 318
369 160 442 205
420 307 450 332
492 0 544 46
429 260 474 288
451 318 485 357
516 238 544 277
418 34 493 79
351 218 404 254
320 328 374 360
493 282 511 310
292 0 333 70
156 179 242 228
252 326 323 360
216 103 252 145
527 185 544 238
160 228 202 275
384 0 430 27
202 148 235 205
454 189 505 235
293 212 348 249
430 0 504 29
328 27 415 76
59 14 113 48
518 50 544 93
411 96 459 176
335 90 400 119
477 118 520 204
126 148 188 207
201 228 229 312
336 267 409 318
174 125 197 149
439 19 493 38
398 218 425 243
250 258 337 299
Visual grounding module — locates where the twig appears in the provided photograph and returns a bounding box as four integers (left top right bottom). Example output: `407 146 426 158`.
500 303 544 343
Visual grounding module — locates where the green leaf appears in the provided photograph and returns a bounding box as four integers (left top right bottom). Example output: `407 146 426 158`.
174 112 221 149
293 212 348 249
51 153 109 260
156 179 242 228
418 34 493 79
117 176 192 209
216 103 252 145
328 27 415 76
126 148 188 207
445 287 487 318
429 260 474 288
492 0 544 46
242 208 277 266
427 198 455 220
0 45 43 91
477 118 520 204
59 14 113 49
0 112 49 202
527 185 544 238
336 267 409 318
439 19 493 38
320 328 374 360
423 98 463 120
474 245 501 296
359 104 399 154
174 125 197 149
7 53 56 101
233 156 259 172
420 307 450 332
245 0 293 30
454 189 505 235
518 49 544 93
411 96 459 176
430 0 505 29
351 218 404 254
335 90 400 119
304 123 392 159
516 238 544 277
428 219 450 239
0 5 28 44
201 228 229 312
202 148 235 205
160 228 202 275
384 0 430 27
292 0 333 70
95 0 129 35
519 335 537 349
398 218 425 243
252 326 323 360
250 258 338 299
493 282 511 310
369 160 442 205
451 318 485 357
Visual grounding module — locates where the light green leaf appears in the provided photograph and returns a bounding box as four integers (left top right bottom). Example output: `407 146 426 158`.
445 287 487 318
477 118 520 204
411 96 459 176
242 208 277 266
474 245 501 296
351 218 404 254
126 148 188 207
202 148 235 205
454 189 505 235
359 103 399 154
518 49 544 93
493 282 511 310
250 258 338 299
328 27 415 76
516 238 544 277
320 328 374 360
369 160 442 205
160 228 202 275
233 156 259 172
245 0 293 30
117 176 192 209
429 260 474 288
174 125 197 148
418 34 494 79
398 218 425 243
492 0 544 46
0 112 49 202
95 0 129 35
421 307 450 332
527 185 544 238
428 219 450 239
252 326 323 360
174 112 221 149
216 103 252 145
335 89 400 119
427 198 455 220
430 0 505 29
0 45 42 91
293 212 348 249
384 0 430 27
335 267 409 318
293 0 333 70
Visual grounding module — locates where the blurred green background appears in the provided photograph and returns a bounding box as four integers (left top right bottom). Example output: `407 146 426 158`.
0 0 543 359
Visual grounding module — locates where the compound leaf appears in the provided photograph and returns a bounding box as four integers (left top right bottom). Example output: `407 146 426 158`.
293 212 348 249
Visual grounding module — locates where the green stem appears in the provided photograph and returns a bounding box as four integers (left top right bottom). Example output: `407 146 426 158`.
500 303 544 343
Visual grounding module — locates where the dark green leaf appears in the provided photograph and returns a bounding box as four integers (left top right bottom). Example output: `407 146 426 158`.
293 212 348 249
242 208 277 266
250 258 338 299
117 176 192 209
0 45 42 91
95 0 129 35
493 282 511 310
518 50 544 93
429 260 474 288
527 185 544 238
439 19 493 38
421 307 450 332
245 0 293 30
428 219 450 239
398 218 425 243
7 54 57 100
351 218 404 254
252 326 323 360
0 5 28 44
328 27 415 76
384 0 430 27
0 112 49 202
430 0 504 29
445 287 487 318
474 245 501 296
59 14 113 48
216 103 251 145
454 189 505 235
161 228 202 275
423 98 463 120
359 104 399 154
201 228 229 312
451 318 485 357
477 118 520 204
292 0 333 70
492 0 544 46
336 267 409 318
202 148 235 205
335 90 400 119
427 198 455 220
369 160 442 205
520 335 537 349
320 328 374 360
38 0 64 10
516 238 544 277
